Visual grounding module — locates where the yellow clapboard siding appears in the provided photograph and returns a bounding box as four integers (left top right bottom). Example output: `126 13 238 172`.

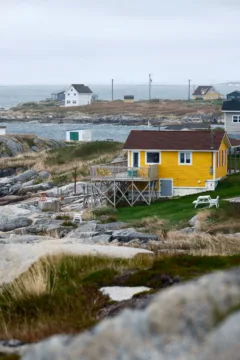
216 140 228 179
127 137 228 189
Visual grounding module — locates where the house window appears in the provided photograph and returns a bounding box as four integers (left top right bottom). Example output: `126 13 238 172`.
74 93 76 96
232 115 240 123
67 100 70 104
71 88 73 91
72 100 77 104
146 151 160 164
68 93 70 96
179 152 192 165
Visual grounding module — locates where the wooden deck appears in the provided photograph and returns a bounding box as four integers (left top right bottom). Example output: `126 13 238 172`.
90 164 159 182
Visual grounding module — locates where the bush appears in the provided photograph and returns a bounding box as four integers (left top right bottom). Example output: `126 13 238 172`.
61 221 78 228
93 206 117 217
56 215 70 220
52 173 69 186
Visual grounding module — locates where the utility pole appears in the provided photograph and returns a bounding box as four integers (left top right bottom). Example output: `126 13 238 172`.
149 74 152 101
111 79 114 101
188 79 191 101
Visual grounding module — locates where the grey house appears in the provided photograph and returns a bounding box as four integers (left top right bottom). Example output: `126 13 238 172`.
226 91 240 101
222 99 240 134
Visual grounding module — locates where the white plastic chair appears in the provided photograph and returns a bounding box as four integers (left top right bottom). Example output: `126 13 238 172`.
209 196 220 208
73 211 83 223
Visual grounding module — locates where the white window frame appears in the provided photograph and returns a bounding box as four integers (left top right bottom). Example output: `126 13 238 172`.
72 100 77 104
145 151 161 165
232 115 240 123
66 100 71 104
132 151 140 168
178 152 192 165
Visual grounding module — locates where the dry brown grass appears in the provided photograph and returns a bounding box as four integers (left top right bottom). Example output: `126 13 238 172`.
0 259 55 302
151 230 240 256
0 150 119 178
11 100 222 118
0 151 45 170
132 216 167 238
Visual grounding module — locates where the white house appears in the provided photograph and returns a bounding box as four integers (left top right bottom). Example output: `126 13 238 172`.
65 84 93 107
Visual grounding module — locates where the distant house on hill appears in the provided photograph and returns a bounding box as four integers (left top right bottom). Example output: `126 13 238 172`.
222 99 240 134
51 91 65 105
65 84 93 107
226 91 240 101
124 95 134 103
192 86 222 100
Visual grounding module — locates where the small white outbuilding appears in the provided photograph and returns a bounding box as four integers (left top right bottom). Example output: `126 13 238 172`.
66 130 92 142
0 126 7 135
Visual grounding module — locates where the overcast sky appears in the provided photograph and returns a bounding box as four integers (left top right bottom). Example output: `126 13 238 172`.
1 0 239 85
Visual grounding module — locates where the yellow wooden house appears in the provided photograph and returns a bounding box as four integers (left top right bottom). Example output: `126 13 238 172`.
123 130 231 197
192 86 222 100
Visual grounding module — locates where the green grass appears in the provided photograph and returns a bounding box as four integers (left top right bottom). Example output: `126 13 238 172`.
45 141 122 166
124 255 240 287
0 254 240 344
0 355 20 360
117 174 240 224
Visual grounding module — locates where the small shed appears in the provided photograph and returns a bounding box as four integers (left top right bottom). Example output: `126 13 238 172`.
0 126 7 135
66 130 92 142
124 95 134 103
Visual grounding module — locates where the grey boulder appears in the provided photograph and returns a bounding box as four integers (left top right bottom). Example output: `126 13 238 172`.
96 222 127 232
189 215 197 227
0 216 32 232
22 267 240 360
14 170 37 183
111 228 158 243
38 171 51 179
20 182 54 193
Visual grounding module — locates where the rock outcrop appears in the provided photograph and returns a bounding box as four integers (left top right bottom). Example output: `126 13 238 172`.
0 135 65 158
0 169 53 197
21 267 240 360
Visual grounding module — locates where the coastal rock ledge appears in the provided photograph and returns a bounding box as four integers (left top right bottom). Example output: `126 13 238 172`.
22 267 240 360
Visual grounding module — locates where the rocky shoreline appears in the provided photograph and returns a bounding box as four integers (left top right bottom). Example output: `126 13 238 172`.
0 112 222 126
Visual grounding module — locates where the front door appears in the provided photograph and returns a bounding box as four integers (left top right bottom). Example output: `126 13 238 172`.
133 152 139 168
70 132 79 141
160 179 173 197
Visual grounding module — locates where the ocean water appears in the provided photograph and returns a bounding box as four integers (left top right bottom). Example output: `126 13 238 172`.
0 84 238 109
0 84 238 142
2 122 151 142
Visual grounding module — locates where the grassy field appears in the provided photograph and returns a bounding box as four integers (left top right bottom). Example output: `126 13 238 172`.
11 99 222 118
0 141 123 183
117 173 240 225
1 253 240 343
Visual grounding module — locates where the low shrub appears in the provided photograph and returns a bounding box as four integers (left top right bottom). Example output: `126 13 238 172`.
56 215 70 220
93 206 117 217
61 221 78 228
100 215 118 223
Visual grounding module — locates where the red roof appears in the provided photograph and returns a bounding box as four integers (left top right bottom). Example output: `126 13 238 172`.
229 138 240 147
123 130 228 151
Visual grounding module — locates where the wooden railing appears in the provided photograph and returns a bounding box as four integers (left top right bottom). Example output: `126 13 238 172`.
90 164 159 181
